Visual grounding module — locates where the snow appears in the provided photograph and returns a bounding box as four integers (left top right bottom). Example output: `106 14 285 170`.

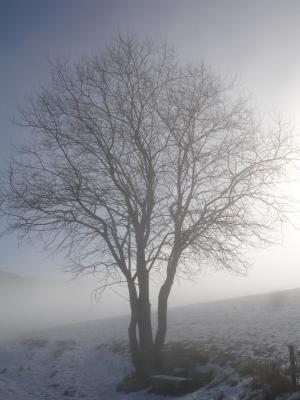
0 375 39 399
1 288 300 399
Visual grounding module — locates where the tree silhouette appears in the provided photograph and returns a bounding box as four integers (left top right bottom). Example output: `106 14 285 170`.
1 35 297 379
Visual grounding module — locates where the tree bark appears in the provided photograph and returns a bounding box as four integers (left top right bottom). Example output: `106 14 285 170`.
132 224 154 377
154 281 172 370
136 270 154 378
128 296 154 379
154 254 179 370
128 309 141 372
127 280 144 374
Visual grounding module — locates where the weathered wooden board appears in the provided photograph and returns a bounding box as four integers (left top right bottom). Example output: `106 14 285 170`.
150 374 192 394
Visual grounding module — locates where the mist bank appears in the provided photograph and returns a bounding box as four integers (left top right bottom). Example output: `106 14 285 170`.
0 271 130 338
2 268 299 340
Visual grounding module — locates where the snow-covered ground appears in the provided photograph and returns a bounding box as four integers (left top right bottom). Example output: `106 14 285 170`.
1 289 300 399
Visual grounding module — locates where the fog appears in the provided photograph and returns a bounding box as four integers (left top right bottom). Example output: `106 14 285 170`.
2 0 300 325
2 257 300 340
0 271 131 339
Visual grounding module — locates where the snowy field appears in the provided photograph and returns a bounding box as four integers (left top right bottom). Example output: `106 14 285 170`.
1 289 300 399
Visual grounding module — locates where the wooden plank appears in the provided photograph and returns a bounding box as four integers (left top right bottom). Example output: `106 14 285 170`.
150 374 193 394
151 374 191 382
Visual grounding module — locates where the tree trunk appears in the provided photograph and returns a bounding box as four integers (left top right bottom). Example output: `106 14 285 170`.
154 254 179 370
134 230 155 378
128 307 141 372
126 263 154 378
127 280 145 375
128 298 154 379
154 281 172 370
136 272 154 378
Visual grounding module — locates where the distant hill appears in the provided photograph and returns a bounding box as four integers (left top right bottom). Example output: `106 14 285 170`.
0 270 108 336
0 270 36 285
0 270 39 298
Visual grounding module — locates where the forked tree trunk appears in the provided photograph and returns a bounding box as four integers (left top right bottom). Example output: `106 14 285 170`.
127 258 155 379
128 236 177 378
128 298 154 379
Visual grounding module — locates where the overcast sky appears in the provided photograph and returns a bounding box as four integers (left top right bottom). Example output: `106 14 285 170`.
2 0 300 315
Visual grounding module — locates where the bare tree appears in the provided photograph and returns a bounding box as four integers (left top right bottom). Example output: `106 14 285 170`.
0 35 297 378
